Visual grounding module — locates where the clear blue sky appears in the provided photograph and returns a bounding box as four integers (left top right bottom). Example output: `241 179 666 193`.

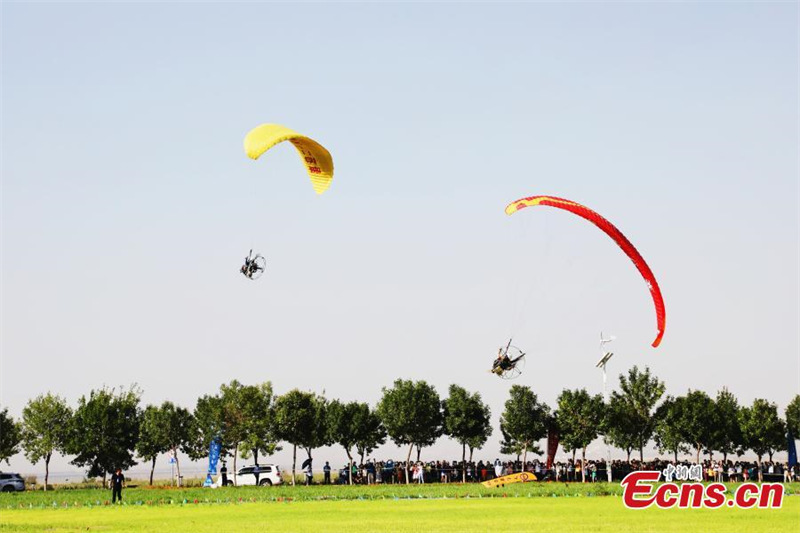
2 2 797 475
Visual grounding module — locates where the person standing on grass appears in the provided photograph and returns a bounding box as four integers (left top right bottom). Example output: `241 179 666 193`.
220 463 228 486
365 461 374 484
110 468 125 503
323 462 331 484
385 459 394 484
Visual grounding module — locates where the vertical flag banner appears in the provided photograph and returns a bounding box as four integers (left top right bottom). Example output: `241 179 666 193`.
203 437 222 487
546 429 560 469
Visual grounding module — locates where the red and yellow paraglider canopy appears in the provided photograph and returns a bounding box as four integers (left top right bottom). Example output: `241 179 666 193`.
506 195 666 348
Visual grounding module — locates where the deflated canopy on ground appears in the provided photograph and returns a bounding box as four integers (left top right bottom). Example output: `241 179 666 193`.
505 195 666 348
244 123 334 194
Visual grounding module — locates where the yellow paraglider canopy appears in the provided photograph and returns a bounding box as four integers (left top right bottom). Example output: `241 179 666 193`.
244 123 334 195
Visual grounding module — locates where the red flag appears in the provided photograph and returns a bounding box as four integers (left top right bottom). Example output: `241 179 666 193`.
546 429 559 469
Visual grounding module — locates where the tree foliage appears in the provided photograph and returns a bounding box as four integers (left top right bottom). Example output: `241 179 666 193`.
20 393 72 489
377 379 442 484
0 407 22 465
65 387 142 479
711 388 742 460
499 385 549 465
499 425 526 459
187 393 226 461
233 382 280 465
273 390 329 485
675 390 716 463
354 405 386 464
5 373 797 483
555 389 603 482
652 396 689 461
187 381 278 485
604 395 638 462
786 395 800 438
137 405 166 485
442 384 492 481
328 401 386 484
610 366 664 462
739 398 785 480
136 401 193 485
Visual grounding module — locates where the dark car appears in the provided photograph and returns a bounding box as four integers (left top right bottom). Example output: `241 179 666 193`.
0 472 25 492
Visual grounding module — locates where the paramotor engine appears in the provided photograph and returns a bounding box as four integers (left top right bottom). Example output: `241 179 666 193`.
491 341 526 380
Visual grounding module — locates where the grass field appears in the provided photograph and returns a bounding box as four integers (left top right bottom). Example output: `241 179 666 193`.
1 484 798 533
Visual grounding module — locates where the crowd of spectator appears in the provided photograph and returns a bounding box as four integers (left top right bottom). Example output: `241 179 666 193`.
325 458 799 484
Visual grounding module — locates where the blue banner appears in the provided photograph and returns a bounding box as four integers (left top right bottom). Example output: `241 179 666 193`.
203 437 222 488
788 430 797 468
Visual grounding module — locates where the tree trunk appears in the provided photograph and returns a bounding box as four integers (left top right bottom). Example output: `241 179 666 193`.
639 445 644 463
405 443 414 484
673 450 678 463
416 445 421 463
175 451 182 487
462 442 467 483
253 448 259 465
346 450 353 486
149 456 156 486
522 443 528 470
626 449 631 463
291 444 297 486
757 455 763 482
572 448 576 464
581 447 586 483
723 451 728 462
696 445 701 465
233 444 239 486
468 446 474 463
305 448 313 485
44 454 51 491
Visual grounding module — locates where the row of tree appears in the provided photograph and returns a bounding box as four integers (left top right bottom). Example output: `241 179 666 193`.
2 366 798 488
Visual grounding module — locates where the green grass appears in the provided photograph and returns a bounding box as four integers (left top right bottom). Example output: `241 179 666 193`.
2 482 799 508
1 496 797 533
2 483 798 533
0 482 632 508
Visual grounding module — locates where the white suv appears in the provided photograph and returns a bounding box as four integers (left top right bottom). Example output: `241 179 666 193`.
0 472 25 492
216 464 282 487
